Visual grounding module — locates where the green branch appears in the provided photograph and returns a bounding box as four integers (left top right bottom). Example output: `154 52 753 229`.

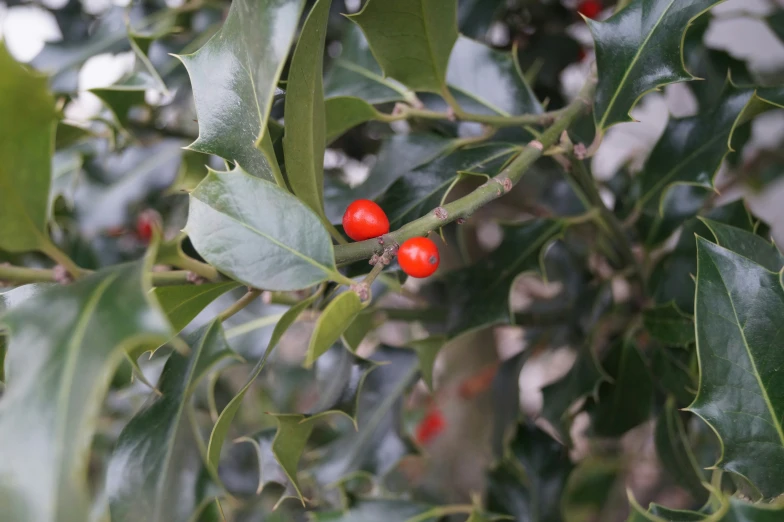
378 101 565 128
0 264 200 287
334 76 597 265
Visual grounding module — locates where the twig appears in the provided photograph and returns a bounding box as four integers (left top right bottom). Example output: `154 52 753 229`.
0 264 202 287
217 288 262 322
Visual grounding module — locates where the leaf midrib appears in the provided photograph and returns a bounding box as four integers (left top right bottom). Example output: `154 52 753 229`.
708 253 784 447
598 0 677 129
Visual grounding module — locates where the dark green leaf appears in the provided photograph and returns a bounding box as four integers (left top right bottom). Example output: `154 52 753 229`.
655 398 709 502
90 73 152 129
561 458 620 522
107 320 235 522
311 499 433 521
305 291 365 367
488 422 573 522
207 292 319 473
458 0 504 39
407 336 446 392
446 219 562 338
377 143 517 230
446 36 542 116
648 504 706 521
587 341 653 438
591 0 724 130
0 262 174 522
349 0 458 93
177 0 306 180
689 238 784 499
324 133 455 223
186 167 343 290
490 351 529 459
541 346 606 443
768 10 784 45
0 42 58 253
154 282 241 333
701 218 784 272
643 302 695 347
284 0 331 217
324 24 411 104
651 346 697 407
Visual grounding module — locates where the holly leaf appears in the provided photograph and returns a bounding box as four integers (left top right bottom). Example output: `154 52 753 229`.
176 0 306 180
207 292 320 473
445 219 563 338
487 422 573 522
377 143 518 230
311 499 434 521
407 336 446 391
0 42 59 253
590 0 724 130
0 262 174 522
561 458 620 522
186 167 344 290
587 341 654 438
700 218 784 272
688 238 784 499
655 398 709 503
643 302 695 347
284 0 331 218
324 24 411 104
651 346 697 407
305 291 365 367
233 428 301 503
90 73 153 129
325 96 385 143
348 0 458 93
107 320 235 522
446 36 542 116
153 282 241 333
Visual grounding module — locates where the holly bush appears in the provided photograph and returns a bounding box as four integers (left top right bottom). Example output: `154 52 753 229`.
1 0 784 520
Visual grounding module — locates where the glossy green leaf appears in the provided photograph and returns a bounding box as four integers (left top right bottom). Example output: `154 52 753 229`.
0 42 58 253
207 292 320 471
284 0 331 217
325 133 455 222
561 458 620 522
407 336 446 392
311 499 433 521
655 398 709 502
701 219 784 272
487 422 573 522
341 309 376 352
377 143 518 230
643 302 695 347
689 238 784 499
153 282 241 332
324 24 411 104
107 320 235 522
348 0 458 93
458 0 504 39
632 492 784 521
305 291 364 367
267 413 320 503
445 219 562 338
652 346 697 407
325 96 382 142
590 0 724 130
490 351 529 459
587 341 653 438
185 167 342 290
0 262 174 522
446 36 542 116
90 73 151 129
177 0 306 180
541 347 606 443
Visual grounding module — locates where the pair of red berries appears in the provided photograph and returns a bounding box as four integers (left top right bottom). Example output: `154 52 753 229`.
342 199 440 278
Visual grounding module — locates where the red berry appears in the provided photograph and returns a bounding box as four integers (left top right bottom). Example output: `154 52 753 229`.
578 0 602 19
415 408 446 445
398 237 440 278
136 210 161 243
342 199 390 241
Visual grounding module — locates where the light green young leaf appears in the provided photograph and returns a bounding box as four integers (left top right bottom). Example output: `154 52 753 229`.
590 0 725 130
186 166 344 290
0 262 174 522
305 291 365 367
107 320 236 522
689 238 784 499
177 0 306 180
0 42 58 253
207 292 320 472
153 281 241 333
285 0 332 216
349 0 459 93
325 96 383 143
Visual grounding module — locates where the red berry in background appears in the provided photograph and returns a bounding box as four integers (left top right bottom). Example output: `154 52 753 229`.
398 237 440 278
136 210 161 243
415 407 446 445
342 199 390 241
577 0 602 19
